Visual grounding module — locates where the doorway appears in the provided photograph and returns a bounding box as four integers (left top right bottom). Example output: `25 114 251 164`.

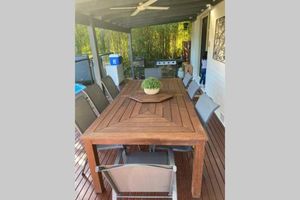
199 16 209 76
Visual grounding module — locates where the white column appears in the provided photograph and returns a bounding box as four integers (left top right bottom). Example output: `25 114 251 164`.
87 20 103 88
127 31 134 79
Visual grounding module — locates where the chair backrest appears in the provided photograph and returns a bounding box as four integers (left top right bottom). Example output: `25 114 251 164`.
101 76 120 99
195 94 220 124
187 80 200 99
101 164 175 193
84 84 109 114
75 95 97 133
144 68 161 79
182 72 192 87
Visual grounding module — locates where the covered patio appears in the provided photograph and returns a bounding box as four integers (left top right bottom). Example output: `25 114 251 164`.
75 0 225 199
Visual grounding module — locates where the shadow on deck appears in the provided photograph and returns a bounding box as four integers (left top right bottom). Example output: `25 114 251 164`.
75 112 225 200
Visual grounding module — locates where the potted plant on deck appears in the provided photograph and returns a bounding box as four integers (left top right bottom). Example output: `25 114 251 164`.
141 77 161 95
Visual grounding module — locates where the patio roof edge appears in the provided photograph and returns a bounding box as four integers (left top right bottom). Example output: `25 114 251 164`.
75 12 131 33
128 15 197 29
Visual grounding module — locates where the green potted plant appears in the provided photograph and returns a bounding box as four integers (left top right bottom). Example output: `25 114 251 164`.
141 77 161 95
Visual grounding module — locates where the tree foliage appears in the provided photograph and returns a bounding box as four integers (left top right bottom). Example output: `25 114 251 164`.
75 22 191 78
132 22 191 62
75 24 91 55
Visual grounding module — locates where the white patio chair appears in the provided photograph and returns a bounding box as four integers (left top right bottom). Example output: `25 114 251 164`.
182 72 192 87
97 149 177 200
101 76 120 100
152 94 219 153
75 95 124 177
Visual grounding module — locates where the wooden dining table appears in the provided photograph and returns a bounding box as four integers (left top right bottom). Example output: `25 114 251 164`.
80 78 208 198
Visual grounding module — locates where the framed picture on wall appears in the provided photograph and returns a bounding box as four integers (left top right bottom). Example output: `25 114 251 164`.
213 16 225 63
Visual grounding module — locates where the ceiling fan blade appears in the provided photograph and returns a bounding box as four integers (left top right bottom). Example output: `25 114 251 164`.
142 0 158 7
146 6 169 10
110 7 136 10
131 9 140 16
76 0 93 3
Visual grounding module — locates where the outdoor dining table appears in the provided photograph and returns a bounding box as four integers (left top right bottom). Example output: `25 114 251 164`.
80 78 208 198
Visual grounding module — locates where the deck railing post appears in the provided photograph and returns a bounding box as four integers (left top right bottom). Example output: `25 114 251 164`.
88 19 103 89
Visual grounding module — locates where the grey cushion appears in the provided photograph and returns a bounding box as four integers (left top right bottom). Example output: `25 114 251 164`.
84 84 109 113
75 95 97 133
99 150 176 194
125 151 169 165
195 94 220 124
101 76 120 99
182 72 192 87
187 80 200 99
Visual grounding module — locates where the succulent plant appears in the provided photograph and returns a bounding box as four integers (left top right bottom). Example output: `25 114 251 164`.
141 77 161 89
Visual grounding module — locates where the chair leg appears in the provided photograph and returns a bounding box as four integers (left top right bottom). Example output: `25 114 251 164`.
172 174 178 200
81 159 88 177
149 145 154 152
150 145 156 152
112 189 117 200
123 145 128 155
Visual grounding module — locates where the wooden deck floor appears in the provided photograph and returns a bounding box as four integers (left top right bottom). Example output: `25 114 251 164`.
75 112 225 200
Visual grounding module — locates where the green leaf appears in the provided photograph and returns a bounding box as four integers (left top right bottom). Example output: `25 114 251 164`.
141 77 161 89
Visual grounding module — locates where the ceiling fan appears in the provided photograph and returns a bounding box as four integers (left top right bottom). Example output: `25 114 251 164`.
110 0 169 16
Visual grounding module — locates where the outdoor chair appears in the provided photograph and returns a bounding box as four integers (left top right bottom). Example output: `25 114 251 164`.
187 80 201 99
182 72 192 88
195 94 220 124
96 149 177 200
82 83 109 116
75 95 124 177
101 76 120 100
144 68 162 79
152 94 219 153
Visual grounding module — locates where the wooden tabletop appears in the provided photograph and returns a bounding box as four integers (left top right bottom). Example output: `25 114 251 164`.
81 78 207 145
80 78 208 198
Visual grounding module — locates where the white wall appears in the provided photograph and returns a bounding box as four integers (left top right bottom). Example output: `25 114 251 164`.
190 1 225 125
190 15 201 82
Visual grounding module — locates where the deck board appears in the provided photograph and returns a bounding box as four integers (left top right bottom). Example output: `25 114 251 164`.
75 112 225 200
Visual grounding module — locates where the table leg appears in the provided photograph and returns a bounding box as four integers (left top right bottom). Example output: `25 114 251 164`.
191 142 206 198
82 139 105 193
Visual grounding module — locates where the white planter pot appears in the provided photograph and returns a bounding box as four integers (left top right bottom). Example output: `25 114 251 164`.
144 88 160 95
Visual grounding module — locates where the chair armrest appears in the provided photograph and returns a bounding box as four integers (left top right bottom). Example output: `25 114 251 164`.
95 149 123 173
